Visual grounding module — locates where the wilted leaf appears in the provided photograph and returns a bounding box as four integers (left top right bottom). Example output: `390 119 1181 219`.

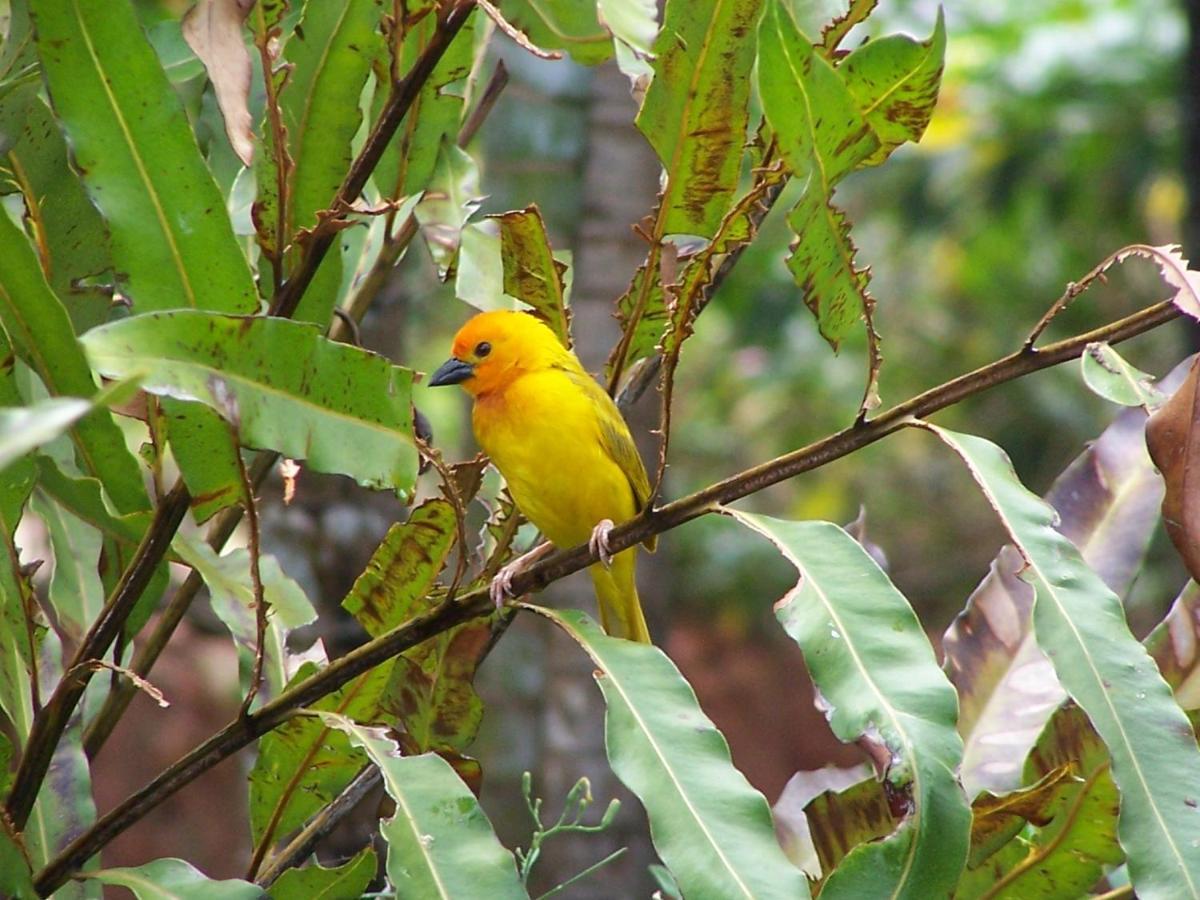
730 513 969 899
927 424 1200 897
840 10 946 167
342 499 457 636
267 847 376 900
183 0 256 166
945 403 1165 796
803 777 897 885
773 765 871 877
1147 358 1200 583
965 766 1072 868
637 0 760 238
390 621 490 753
32 0 258 315
1080 341 1165 408
81 311 419 494
82 858 262 899
494 205 572 347
1145 582 1200 709
316 716 526 899
533 605 812 900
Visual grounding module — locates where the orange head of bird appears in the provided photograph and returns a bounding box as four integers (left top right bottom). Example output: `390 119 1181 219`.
428 310 568 397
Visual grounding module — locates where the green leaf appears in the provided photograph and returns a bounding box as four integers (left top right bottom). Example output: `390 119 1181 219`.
173 532 316 699
315 715 527 899
391 621 490 753
0 811 36 900
926 424 1200 898
598 0 658 63
2 97 115 333
374 8 474 204
416 141 483 280
531 605 810 900
34 456 151 547
342 499 456 636
496 0 611 65
801 777 897 884
267 847 376 900
840 10 946 167
772 765 870 878
277 0 384 325
1080 341 1166 408
31 491 102 642
82 858 263 899
0 436 37 740
608 257 667 384
31 0 257 315
81 311 419 494
964 766 1073 868
637 0 761 238
729 513 969 898
493 206 573 348
757 1 879 347
946 404 1164 795
0 210 148 514
957 706 1122 899
162 398 247 524
248 660 394 853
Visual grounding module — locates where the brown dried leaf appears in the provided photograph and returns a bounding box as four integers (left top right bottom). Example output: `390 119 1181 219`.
1147 358 1200 582
183 0 256 166
773 765 871 877
1144 582 1200 709
966 765 1072 868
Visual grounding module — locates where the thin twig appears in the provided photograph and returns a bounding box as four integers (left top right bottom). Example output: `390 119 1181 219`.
33 293 1182 894
235 439 269 718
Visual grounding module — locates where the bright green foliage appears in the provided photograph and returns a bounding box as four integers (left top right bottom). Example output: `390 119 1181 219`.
536 606 811 900
929 425 1200 897
497 0 612 64
637 0 761 238
495 206 573 347
31 0 257 315
732 513 970 899
1080 341 1166 408
82 858 263 899
81 311 419 494
318 715 527 900
268 848 377 900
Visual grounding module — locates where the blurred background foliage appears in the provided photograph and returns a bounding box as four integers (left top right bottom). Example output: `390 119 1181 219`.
81 0 1197 890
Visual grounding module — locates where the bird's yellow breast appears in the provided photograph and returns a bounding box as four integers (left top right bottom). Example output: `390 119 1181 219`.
472 368 639 549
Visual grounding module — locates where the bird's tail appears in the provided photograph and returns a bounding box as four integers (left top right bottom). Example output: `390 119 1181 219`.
590 548 651 643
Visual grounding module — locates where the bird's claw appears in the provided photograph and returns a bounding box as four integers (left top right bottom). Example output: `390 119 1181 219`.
489 565 519 610
589 519 616 568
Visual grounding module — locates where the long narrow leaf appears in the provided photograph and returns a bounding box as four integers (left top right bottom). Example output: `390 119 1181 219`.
925 423 1200 898
730 512 969 899
531 605 810 900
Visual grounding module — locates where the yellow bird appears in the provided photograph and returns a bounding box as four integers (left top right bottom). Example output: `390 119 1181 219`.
429 310 655 643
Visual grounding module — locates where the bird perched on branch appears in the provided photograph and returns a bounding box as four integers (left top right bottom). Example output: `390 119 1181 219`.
429 310 655 643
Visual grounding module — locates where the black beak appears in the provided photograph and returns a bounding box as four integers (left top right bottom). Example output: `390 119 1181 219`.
428 357 475 387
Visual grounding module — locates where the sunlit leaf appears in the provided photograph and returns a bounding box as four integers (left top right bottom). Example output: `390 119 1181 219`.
926 424 1200 897
317 714 528 899
637 0 760 238
81 311 419 494
730 512 968 899
1080 341 1165 408
532 605 811 900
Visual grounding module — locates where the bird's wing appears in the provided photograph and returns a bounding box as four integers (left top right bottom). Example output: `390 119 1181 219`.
560 366 657 551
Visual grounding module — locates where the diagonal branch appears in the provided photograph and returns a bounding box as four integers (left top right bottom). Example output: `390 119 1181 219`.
33 287 1181 895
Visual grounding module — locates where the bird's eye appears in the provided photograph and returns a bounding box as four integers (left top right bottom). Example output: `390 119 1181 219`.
475 341 492 358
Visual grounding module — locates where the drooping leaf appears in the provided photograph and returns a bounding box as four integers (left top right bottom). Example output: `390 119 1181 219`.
161 397 247 524
82 858 263 899
1 97 115 333
31 492 102 643
31 0 258 315
637 0 760 238
840 10 946 167
391 621 490 753
342 499 457 637
278 0 385 325
957 705 1121 899
773 765 871 877
247 660 394 853
81 311 419 495
1080 341 1165 408
493 206 572 347
182 0 256 166
945 403 1165 796
730 512 969 899
267 847 376 900
927 424 1200 897
802 777 897 887
1147 358 1200 583
532 605 811 900
0 210 147 514
964 766 1073 868
496 0 611 65
316 715 527 899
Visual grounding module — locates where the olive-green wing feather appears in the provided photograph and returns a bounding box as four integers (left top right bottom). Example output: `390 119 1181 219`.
562 367 657 551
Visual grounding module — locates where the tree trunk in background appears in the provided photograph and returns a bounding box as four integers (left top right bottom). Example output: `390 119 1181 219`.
534 60 664 898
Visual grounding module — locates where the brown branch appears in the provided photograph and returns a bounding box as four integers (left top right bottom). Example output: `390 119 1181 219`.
33 292 1182 895
268 0 478 320
235 440 268 718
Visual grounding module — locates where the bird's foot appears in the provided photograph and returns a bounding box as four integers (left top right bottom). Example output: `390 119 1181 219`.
589 519 616 568
489 541 553 609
